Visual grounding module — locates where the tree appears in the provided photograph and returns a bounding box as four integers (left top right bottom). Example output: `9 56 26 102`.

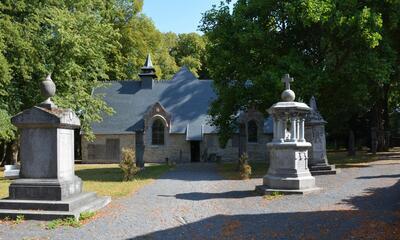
201 0 398 149
167 33 209 78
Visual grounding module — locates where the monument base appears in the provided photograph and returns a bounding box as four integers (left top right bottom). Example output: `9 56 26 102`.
9 176 83 201
309 164 337 176
255 185 321 195
0 192 110 220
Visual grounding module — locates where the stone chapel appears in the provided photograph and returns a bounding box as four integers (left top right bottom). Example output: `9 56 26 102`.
81 55 274 164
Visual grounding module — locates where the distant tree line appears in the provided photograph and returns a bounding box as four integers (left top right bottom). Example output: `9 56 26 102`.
0 0 208 165
201 0 400 154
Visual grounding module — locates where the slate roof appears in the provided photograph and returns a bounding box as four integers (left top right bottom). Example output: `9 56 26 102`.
92 67 273 140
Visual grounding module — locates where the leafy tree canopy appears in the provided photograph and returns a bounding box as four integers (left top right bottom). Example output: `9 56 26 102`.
201 0 399 147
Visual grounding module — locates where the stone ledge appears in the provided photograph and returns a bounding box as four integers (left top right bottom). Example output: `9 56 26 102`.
0 193 110 221
255 185 321 195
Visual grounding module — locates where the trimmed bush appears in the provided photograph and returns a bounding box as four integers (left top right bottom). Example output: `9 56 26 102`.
119 147 139 181
239 153 252 180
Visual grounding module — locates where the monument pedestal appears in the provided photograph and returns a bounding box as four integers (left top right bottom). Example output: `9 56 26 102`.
255 74 321 196
305 97 337 176
256 142 320 195
0 81 111 220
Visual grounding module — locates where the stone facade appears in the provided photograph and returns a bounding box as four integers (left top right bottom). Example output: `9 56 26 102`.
82 134 135 163
82 132 272 164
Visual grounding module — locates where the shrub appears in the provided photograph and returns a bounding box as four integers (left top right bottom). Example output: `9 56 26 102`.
239 153 252 180
119 147 140 181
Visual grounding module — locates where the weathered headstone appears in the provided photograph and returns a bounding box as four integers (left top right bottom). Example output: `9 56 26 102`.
0 75 110 220
305 96 336 175
256 74 320 195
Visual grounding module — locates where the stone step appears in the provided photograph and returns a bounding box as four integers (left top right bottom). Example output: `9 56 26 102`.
0 209 80 221
72 196 111 217
0 195 111 221
309 165 336 171
0 192 97 211
310 170 338 176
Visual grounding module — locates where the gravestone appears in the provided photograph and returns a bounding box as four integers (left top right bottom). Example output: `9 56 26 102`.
0 75 110 220
305 96 336 175
256 74 320 195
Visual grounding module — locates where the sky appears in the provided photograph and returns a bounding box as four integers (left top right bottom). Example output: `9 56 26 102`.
142 0 236 34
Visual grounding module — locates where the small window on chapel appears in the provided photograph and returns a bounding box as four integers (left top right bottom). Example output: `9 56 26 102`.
248 120 258 143
152 119 165 145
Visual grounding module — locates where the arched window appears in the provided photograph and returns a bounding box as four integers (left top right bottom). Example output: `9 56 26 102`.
152 119 165 145
248 120 258 143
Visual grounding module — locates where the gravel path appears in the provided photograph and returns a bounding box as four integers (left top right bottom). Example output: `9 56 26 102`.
0 162 399 240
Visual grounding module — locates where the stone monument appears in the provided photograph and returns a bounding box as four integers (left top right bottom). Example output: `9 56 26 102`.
256 74 320 194
0 75 110 220
305 96 336 175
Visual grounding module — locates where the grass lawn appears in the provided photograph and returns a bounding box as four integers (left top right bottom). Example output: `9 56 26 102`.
218 149 397 180
0 164 172 199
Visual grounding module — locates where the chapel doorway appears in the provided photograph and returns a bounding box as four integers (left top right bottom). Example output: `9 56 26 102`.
190 141 200 162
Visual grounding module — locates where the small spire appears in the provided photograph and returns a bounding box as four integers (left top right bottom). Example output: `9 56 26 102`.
309 96 318 111
143 53 153 68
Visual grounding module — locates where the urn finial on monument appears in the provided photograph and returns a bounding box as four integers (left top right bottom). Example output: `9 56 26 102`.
39 73 57 109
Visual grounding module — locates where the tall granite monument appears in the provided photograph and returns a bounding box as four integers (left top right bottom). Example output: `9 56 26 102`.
0 75 110 220
256 74 320 194
305 96 336 175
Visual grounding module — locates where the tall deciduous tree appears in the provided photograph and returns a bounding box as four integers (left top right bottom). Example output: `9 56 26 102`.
201 0 399 149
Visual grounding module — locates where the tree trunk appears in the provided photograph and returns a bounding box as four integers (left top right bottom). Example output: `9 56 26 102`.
371 84 390 152
0 142 4 164
371 127 377 154
348 130 356 156
3 142 13 166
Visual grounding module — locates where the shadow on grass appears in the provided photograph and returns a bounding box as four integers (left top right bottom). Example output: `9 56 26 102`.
129 180 400 240
158 190 258 201
76 164 171 182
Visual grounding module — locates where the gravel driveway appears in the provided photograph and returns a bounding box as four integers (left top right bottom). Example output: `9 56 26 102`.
0 162 399 240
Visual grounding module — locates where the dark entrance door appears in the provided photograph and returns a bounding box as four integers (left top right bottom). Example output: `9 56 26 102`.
190 141 200 162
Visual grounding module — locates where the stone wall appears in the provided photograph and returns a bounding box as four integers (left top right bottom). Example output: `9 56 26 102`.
81 134 135 163
82 132 272 164
203 133 272 162
143 134 191 163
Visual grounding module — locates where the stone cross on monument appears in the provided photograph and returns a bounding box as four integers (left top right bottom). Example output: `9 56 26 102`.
0 74 110 220
282 73 294 90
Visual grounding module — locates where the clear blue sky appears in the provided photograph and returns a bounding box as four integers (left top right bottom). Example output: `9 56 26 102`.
142 0 235 34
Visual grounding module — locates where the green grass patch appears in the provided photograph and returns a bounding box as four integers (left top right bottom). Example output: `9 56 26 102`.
327 151 380 168
0 163 171 199
263 191 284 200
0 168 11 199
218 162 268 180
46 217 80 229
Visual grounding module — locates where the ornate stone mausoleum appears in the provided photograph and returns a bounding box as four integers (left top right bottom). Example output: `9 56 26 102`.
257 74 320 194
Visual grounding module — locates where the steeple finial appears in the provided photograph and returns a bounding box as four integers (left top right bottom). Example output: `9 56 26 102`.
143 53 153 68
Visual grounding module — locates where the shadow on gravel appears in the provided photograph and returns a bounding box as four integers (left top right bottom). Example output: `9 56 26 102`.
132 180 400 240
158 163 224 181
158 190 258 201
357 173 400 179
